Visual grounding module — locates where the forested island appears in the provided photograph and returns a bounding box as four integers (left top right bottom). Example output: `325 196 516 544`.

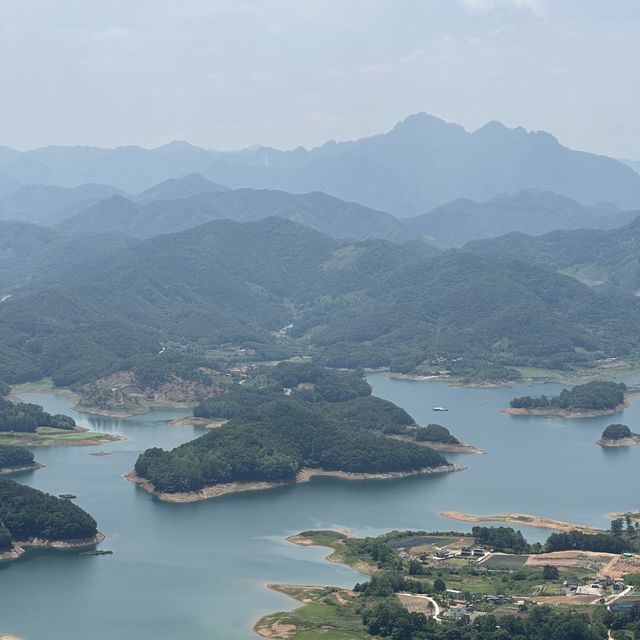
256 522 640 640
505 381 628 417
597 423 640 447
0 477 101 562
130 363 462 501
0 445 41 473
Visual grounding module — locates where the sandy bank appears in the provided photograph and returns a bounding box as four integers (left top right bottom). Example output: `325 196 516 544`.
389 434 484 455
0 463 44 475
169 417 228 429
1 532 105 565
597 434 640 447
126 463 465 503
440 511 603 534
503 402 628 419
16 531 105 550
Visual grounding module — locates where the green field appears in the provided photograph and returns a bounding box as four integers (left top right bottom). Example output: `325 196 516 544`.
255 586 370 640
0 426 121 446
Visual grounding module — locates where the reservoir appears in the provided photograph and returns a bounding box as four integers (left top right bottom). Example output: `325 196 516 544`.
1 373 638 639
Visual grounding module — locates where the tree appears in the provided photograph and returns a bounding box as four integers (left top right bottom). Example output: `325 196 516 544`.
543 565 559 580
433 577 446 593
611 519 624 537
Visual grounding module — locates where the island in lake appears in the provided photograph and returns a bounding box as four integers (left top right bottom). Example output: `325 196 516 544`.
504 381 629 418
0 477 103 563
597 423 640 447
255 521 640 639
129 363 466 502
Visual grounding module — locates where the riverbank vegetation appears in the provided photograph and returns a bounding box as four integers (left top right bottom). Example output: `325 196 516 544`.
0 396 75 433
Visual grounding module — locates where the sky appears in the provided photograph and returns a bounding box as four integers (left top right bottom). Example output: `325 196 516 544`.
0 0 639 158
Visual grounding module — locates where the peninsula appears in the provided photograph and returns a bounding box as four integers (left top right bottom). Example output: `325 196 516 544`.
131 363 463 502
255 522 640 639
0 477 103 563
439 511 604 534
504 380 629 418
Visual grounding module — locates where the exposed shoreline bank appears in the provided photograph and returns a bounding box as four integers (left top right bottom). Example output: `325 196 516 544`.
597 434 640 447
0 463 44 475
0 532 105 564
389 434 484 455
439 511 604 534
126 463 465 503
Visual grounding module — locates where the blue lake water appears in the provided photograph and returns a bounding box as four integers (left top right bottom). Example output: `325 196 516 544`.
0 374 638 639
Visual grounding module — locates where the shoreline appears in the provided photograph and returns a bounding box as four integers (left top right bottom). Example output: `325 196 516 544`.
0 430 127 447
0 462 45 475
0 532 105 564
597 434 640 447
503 401 628 419
126 463 465 503
169 416 228 429
389 434 484 455
439 511 604 534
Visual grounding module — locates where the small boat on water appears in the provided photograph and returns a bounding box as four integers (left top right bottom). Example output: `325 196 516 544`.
432 406 448 412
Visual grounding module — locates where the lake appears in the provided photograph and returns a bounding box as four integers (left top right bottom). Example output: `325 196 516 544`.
1 374 638 639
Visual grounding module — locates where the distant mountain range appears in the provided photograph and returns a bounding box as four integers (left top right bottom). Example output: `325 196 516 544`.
2 113 640 214
0 183 124 225
465 214 640 296
57 182 417 243
404 190 638 248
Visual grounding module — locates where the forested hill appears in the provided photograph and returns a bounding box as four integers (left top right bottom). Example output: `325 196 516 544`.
134 364 445 493
0 477 98 549
1 217 640 386
404 190 636 248
465 214 640 295
0 220 138 291
58 187 415 243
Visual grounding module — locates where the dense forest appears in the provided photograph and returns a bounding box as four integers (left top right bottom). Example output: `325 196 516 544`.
602 424 633 440
415 424 459 444
0 397 76 432
0 445 35 469
0 477 97 543
136 365 446 493
510 381 627 411
2 218 640 386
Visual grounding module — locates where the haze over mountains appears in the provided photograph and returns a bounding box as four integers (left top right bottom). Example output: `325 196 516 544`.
404 190 638 248
2 112 640 390
2 113 640 216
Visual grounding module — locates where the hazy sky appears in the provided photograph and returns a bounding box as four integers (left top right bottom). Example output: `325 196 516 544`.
1 0 638 158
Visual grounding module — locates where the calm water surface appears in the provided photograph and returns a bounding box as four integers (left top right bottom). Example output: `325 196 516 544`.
0 374 638 639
